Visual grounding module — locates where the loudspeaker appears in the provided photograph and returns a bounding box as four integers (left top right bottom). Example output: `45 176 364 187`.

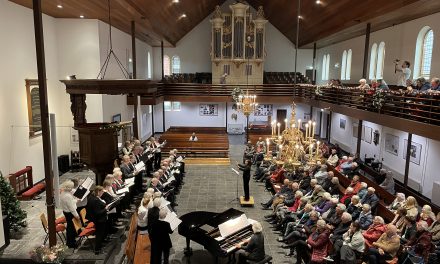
58 155 70 175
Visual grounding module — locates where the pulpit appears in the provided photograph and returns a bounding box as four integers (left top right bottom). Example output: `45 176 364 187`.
75 123 118 184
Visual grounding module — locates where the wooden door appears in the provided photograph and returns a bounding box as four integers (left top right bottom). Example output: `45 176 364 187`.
276 109 287 131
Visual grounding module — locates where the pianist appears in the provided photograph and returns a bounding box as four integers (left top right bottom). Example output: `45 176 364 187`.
236 221 266 264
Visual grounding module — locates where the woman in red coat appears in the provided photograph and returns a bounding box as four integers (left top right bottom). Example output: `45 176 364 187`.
362 216 387 248
294 219 330 264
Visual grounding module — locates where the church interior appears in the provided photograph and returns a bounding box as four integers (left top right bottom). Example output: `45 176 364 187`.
1 0 440 263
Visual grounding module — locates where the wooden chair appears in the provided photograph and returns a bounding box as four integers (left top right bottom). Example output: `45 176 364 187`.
73 216 96 250
40 213 66 245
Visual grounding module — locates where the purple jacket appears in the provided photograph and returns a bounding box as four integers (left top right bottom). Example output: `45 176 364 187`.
315 200 333 214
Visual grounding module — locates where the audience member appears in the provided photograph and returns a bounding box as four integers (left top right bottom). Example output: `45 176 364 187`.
367 224 400 264
379 172 395 194
363 216 386 248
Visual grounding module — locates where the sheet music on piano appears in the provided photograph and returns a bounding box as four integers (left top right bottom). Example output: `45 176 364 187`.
135 161 145 171
218 214 250 238
73 177 93 201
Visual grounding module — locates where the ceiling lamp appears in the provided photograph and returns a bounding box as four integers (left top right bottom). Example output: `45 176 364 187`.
172 0 179 3
57 4 63 8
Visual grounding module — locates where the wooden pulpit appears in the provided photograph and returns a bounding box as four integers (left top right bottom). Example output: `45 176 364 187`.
75 123 118 184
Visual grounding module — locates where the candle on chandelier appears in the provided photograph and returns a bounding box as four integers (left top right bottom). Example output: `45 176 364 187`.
298 119 302 130
316 141 320 159
278 144 283 159
305 124 309 138
309 143 313 155
284 118 288 128
277 122 281 136
271 121 275 136
312 121 316 139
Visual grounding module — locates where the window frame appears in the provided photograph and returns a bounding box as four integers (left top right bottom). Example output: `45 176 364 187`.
171 55 181 74
163 55 171 76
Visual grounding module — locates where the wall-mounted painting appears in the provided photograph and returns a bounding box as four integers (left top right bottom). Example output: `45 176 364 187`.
403 140 422 165
26 79 42 138
339 118 346 130
112 113 121 123
199 104 218 116
254 104 273 116
385 133 399 156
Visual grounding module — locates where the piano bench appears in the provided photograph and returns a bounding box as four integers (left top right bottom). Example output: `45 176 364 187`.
248 255 272 264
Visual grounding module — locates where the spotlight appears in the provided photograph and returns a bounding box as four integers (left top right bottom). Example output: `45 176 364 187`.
316 0 322 4
129 58 133 62
180 14 187 18
67 75 76 80
172 0 179 3
57 4 63 9
79 15 84 18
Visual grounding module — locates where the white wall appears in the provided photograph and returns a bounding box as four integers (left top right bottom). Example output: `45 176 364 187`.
164 102 227 130
0 1 71 182
330 112 358 153
317 12 440 84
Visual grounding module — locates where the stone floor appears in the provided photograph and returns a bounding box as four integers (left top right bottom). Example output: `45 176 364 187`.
0 135 294 264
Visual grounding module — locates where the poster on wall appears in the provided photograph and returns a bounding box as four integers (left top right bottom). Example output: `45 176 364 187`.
254 104 273 116
385 133 399 156
339 118 346 130
403 140 422 165
199 104 218 116
25 79 42 138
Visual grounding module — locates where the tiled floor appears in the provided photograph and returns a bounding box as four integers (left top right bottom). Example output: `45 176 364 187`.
0 135 294 264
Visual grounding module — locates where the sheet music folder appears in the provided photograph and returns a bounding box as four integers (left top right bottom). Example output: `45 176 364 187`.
73 177 93 201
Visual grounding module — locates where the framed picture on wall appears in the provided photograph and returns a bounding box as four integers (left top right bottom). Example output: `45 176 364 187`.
364 126 372 144
403 140 422 165
199 104 218 116
25 79 42 138
339 118 346 130
112 114 121 123
385 133 399 156
254 104 273 116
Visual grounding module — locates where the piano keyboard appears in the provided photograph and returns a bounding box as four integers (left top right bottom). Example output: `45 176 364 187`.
218 225 253 253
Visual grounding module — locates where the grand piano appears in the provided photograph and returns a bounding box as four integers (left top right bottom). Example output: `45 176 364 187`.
178 208 254 263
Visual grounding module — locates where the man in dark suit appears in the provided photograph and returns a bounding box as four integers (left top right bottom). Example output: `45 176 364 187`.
238 159 252 201
86 186 108 254
147 198 161 233
236 221 265 263
149 208 173 264
120 155 139 179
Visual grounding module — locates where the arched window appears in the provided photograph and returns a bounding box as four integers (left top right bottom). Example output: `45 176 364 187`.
369 43 378 80
163 55 171 76
147 52 152 79
325 54 330 80
171 56 181 74
322 55 327 80
376 42 386 79
346 49 352 80
414 27 434 79
341 50 347 80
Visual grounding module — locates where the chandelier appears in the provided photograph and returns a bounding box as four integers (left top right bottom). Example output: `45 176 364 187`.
236 90 258 116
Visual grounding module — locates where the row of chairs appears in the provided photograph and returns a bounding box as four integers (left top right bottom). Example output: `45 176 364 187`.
264 71 311 84
40 208 96 250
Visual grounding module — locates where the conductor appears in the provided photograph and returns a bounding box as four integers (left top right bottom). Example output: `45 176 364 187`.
238 159 252 201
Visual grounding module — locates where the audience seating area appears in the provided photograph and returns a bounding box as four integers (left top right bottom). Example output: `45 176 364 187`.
8 166 46 200
161 126 229 158
264 72 311 84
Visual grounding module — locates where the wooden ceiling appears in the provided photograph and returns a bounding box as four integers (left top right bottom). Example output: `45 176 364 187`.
9 0 440 48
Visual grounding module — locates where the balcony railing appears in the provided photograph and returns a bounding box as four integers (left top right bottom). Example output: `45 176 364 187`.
157 83 440 126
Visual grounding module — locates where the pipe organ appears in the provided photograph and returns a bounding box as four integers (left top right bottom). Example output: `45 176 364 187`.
211 3 267 85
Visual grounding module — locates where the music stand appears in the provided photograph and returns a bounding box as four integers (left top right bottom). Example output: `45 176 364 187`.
229 168 241 203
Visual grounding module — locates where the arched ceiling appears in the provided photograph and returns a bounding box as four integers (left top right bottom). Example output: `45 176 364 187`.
9 0 440 48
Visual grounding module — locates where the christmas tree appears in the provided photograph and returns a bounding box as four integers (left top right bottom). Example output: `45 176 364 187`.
0 171 27 231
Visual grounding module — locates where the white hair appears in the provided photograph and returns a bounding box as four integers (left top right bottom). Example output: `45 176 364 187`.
153 197 161 208
360 182 368 188
147 188 155 194
317 219 326 227
367 187 375 192
342 212 352 222
337 203 346 211
252 222 263 233
159 208 168 219
61 180 74 191
153 192 162 198
374 216 385 224
363 204 371 211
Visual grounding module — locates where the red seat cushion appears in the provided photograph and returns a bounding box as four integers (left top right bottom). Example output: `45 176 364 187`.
85 222 95 229
56 224 66 232
21 183 46 197
79 227 95 237
55 216 66 225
